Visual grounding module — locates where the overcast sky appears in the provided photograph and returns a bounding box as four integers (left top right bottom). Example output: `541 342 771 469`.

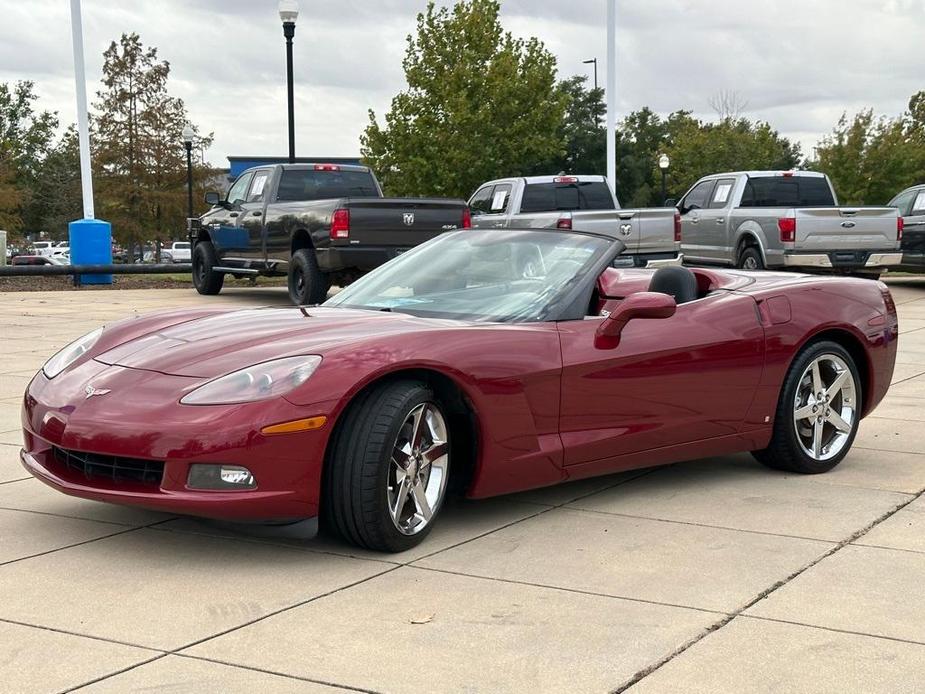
1 0 922 167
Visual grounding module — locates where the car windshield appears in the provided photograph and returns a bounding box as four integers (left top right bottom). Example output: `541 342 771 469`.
325 229 617 322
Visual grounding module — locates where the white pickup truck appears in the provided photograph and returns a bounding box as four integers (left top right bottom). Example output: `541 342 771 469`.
675 171 902 276
168 241 191 263
468 175 681 267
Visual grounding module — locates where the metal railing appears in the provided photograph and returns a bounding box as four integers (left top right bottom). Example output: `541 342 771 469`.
0 263 191 278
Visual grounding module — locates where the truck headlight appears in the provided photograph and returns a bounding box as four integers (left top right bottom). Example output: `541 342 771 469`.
180 356 322 405
43 327 103 379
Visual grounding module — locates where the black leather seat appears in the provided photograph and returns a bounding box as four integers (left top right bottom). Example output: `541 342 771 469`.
648 266 699 304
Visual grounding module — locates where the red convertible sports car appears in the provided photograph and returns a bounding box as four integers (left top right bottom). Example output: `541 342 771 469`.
21 229 898 552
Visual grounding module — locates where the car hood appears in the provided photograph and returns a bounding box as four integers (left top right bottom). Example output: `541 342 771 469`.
95 306 465 378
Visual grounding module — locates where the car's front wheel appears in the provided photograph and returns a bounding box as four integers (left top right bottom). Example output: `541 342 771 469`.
753 340 861 473
192 241 224 295
325 380 451 552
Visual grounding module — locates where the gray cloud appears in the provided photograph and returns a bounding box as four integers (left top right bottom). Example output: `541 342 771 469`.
1 0 923 165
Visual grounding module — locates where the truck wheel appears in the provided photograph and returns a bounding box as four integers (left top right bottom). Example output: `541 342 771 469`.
192 241 224 295
738 246 764 270
752 340 861 474
288 248 330 305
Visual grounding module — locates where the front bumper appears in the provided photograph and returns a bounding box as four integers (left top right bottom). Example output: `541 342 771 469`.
20 363 334 523
780 251 903 270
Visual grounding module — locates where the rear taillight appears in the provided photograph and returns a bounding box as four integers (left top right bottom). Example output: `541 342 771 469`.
674 211 682 243
778 216 796 243
898 216 904 241
880 283 897 316
330 208 350 239
314 164 341 171
462 207 472 229
556 214 573 230
554 176 578 184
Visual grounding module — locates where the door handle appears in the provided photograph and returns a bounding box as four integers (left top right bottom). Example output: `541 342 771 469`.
493 222 505 228
690 217 699 224
251 210 263 217
716 218 725 224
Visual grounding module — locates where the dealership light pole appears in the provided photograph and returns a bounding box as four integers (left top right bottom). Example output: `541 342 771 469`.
659 153 670 204
583 58 598 90
279 0 299 164
182 125 195 221
605 0 617 193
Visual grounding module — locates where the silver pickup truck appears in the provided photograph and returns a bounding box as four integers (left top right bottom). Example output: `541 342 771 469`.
468 175 681 267
675 171 902 276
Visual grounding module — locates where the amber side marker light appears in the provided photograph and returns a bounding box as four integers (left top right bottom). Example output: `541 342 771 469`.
261 416 328 435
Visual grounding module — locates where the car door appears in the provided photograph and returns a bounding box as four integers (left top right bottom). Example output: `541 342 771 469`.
678 179 717 261
557 290 765 469
903 188 925 266
696 177 736 261
202 171 253 260
469 184 509 229
235 168 272 262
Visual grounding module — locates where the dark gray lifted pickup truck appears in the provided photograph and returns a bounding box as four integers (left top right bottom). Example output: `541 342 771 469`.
189 163 470 304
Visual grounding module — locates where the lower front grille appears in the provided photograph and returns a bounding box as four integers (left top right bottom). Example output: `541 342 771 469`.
52 447 164 486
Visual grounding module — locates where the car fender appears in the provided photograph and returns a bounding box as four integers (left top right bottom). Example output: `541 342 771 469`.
733 221 769 264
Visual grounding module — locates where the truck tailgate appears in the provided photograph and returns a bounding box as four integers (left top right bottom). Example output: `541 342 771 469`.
345 198 468 246
567 210 641 252
795 208 899 250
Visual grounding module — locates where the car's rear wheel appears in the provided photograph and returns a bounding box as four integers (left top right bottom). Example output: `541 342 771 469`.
753 340 861 473
192 241 224 295
325 380 451 552
738 246 764 270
288 248 330 305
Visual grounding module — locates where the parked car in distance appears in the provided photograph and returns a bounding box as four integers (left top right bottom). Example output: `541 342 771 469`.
674 171 902 276
169 241 191 263
21 228 898 552
468 175 681 268
12 255 67 266
190 163 470 305
142 250 174 264
30 241 55 257
887 184 925 271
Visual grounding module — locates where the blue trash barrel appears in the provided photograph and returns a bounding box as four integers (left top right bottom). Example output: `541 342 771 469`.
68 218 113 285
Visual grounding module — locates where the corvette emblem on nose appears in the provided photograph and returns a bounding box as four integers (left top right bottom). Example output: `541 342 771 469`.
85 385 111 399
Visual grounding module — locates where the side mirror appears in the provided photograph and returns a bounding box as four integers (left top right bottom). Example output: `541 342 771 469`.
204 191 221 206
664 198 677 208
595 292 677 349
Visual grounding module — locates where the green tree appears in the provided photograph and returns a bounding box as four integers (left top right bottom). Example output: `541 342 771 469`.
0 81 58 236
663 114 801 200
24 126 83 236
93 33 211 252
361 0 566 199
812 97 925 204
529 75 606 176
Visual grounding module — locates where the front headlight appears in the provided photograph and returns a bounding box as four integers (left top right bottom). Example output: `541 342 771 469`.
180 355 322 405
43 327 103 379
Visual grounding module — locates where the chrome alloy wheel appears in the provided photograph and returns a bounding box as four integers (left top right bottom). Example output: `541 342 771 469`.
387 402 450 535
792 354 857 461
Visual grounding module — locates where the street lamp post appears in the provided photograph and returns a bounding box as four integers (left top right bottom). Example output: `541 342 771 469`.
279 0 299 164
182 125 194 221
658 153 670 205
582 58 598 90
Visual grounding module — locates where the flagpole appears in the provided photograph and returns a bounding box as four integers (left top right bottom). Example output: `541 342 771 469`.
69 0 94 220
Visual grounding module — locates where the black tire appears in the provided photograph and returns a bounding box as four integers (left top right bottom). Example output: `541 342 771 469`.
324 380 450 553
753 340 862 474
192 241 224 295
288 248 330 305
738 246 764 270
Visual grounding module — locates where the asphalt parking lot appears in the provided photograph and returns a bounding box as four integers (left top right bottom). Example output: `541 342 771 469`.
1 279 924 693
